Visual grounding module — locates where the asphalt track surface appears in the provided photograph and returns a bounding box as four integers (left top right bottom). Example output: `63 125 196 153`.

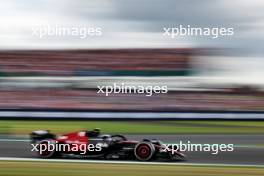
0 134 264 165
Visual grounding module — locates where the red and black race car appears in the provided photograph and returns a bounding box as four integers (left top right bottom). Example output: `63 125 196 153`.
30 129 186 161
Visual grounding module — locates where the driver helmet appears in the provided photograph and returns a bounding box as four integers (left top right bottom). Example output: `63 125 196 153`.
93 128 101 136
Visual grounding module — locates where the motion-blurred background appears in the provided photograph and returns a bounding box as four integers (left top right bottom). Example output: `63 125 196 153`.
0 48 263 112
0 0 264 112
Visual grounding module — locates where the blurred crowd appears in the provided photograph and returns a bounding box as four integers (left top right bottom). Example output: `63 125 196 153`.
0 49 263 112
0 89 263 111
0 49 191 76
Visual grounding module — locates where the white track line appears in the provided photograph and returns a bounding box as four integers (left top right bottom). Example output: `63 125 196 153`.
0 157 263 168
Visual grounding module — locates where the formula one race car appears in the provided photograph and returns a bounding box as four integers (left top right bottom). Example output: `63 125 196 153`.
30 129 186 161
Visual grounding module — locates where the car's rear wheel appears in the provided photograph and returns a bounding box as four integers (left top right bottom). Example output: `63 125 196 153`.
134 142 155 161
36 139 56 158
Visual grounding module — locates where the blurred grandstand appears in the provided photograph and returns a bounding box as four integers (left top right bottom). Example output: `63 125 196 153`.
0 48 263 112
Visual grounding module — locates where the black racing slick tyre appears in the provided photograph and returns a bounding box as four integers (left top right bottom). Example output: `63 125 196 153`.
35 139 57 159
134 142 155 161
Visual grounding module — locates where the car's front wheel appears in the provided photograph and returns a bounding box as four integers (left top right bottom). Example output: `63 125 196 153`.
134 142 155 161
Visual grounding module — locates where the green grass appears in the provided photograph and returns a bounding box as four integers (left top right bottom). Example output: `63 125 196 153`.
1 120 264 135
0 161 263 176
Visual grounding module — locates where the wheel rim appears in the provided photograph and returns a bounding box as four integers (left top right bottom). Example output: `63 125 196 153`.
38 140 55 158
134 143 154 161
